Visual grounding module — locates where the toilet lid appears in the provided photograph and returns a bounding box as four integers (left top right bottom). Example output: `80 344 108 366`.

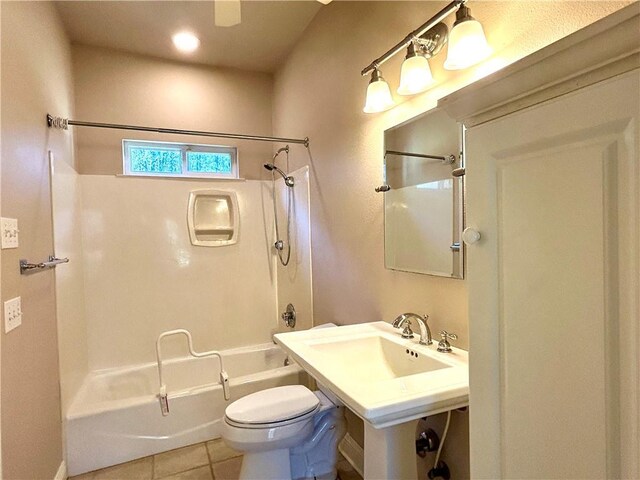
225 385 319 425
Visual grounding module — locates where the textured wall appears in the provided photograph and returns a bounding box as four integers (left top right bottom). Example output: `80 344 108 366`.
0 2 75 478
72 45 274 181
272 0 632 473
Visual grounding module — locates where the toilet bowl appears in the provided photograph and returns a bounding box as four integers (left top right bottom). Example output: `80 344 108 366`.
222 384 345 480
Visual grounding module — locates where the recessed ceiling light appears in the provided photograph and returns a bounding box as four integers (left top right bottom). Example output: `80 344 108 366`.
172 32 200 53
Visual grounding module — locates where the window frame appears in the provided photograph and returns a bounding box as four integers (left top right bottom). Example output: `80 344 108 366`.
122 139 239 179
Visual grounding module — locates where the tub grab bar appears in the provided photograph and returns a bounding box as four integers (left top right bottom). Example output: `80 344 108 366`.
156 329 230 416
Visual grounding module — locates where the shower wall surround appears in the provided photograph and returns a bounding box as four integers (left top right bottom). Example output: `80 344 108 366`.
50 158 89 413
79 176 279 370
274 166 313 334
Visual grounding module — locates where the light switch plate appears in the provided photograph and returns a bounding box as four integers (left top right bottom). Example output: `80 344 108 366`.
1 217 19 249
4 296 22 333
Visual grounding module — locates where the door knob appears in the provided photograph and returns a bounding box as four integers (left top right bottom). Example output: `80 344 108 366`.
462 228 481 245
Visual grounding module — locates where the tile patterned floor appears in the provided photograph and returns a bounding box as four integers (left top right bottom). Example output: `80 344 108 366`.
69 439 362 480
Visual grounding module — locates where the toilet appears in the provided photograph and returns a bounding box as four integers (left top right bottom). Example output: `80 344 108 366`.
222 384 346 480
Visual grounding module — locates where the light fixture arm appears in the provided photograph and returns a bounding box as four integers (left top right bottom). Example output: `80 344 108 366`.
360 0 466 76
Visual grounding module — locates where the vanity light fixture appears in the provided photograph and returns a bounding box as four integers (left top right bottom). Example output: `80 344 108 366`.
172 32 200 53
361 0 491 113
363 68 396 114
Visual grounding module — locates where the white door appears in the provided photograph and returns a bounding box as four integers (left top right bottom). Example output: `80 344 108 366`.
466 70 639 479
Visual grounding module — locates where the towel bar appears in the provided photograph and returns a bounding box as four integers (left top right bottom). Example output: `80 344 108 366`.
20 256 69 274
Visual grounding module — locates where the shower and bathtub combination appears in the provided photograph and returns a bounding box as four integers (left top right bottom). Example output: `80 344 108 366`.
50 131 315 475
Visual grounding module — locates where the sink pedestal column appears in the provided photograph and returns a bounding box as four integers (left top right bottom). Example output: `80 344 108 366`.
364 420 418 480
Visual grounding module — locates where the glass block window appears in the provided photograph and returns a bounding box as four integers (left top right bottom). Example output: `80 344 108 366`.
123 140 238 179
187 151 232 174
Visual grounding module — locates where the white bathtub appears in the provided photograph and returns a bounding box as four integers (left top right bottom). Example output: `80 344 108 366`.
66 343 305 476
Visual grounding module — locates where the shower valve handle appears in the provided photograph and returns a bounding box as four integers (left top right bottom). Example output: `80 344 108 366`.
281 303 296 328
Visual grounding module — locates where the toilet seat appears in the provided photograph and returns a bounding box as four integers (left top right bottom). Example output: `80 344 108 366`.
225 406 319 429
225 385 320 429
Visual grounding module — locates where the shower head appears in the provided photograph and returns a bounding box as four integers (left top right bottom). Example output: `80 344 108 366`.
263 163 294 187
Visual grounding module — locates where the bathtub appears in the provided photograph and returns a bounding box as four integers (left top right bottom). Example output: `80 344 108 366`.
66 342 305 476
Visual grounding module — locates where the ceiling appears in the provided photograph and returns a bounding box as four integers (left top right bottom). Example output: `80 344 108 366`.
54 1 323 73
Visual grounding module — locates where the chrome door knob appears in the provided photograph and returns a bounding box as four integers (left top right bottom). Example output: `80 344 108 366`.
462 227 481 245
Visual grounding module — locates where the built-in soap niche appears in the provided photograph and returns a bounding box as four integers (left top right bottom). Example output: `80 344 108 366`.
187 190 239 247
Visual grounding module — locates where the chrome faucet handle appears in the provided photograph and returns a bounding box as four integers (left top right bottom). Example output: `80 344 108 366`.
401 322 415 339
437 330 458 353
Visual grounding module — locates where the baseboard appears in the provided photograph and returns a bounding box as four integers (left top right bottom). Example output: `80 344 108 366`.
54 460 67 480
338 433 364 477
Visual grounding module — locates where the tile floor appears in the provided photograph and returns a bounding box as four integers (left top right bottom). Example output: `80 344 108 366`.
69 439 363 480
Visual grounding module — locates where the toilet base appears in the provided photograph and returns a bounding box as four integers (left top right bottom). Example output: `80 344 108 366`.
240 449 291 480
301 470 337 480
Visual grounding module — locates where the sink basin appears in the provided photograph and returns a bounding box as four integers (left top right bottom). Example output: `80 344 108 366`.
306 335 450 382
274 321 468 428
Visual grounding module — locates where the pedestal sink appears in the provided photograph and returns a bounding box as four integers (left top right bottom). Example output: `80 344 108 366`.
274 322 469 480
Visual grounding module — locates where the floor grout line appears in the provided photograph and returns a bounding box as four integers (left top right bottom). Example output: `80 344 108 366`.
155 464 211 480
204 441 217 479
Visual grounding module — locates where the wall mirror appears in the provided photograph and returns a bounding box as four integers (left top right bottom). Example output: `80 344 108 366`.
382 108 464 278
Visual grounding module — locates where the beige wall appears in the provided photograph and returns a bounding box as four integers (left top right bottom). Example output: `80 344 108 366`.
272 0 631 471
1 2 75 478
72 45 274 181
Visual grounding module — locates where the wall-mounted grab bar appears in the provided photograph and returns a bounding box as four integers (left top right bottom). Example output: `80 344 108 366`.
155 329 230 416
20 256 69 275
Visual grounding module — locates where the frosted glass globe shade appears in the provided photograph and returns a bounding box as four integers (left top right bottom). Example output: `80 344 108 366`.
397 55 433 96
444 20 491 70
363 78 395 113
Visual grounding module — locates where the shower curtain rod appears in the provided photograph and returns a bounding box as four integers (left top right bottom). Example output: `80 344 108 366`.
46 114 310 147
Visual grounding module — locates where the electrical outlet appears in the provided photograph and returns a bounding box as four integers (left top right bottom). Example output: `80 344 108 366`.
1 217 19 249
4 296 22 333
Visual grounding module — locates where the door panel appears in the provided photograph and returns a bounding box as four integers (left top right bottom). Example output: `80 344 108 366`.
466 71 639 479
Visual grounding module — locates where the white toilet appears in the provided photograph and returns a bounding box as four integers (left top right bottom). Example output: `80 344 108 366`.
222 384 346 480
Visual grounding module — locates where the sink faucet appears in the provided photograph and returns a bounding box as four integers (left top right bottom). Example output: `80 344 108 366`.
392 313 433 345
